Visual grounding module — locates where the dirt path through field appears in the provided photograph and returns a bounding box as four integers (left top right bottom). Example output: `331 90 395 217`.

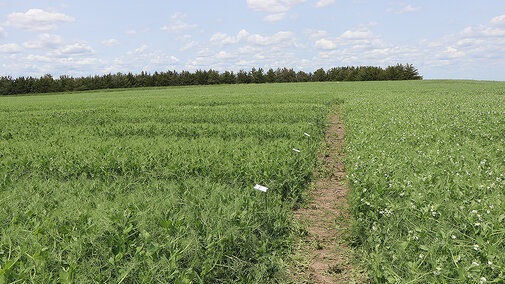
290 105 364 283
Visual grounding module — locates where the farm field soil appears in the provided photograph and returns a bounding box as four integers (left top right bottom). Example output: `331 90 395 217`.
1 80 505 283
290 105 366 283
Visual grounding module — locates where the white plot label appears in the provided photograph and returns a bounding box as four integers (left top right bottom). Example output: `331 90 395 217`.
304 132 310 137
292 148 300 153
254 184 268 192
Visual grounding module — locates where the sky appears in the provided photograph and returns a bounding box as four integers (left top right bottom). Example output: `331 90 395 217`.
1 0 505 80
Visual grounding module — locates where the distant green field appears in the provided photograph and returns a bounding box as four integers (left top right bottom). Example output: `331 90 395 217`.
1 81 504 283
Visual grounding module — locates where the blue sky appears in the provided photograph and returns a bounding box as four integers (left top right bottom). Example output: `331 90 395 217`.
1 0 505 80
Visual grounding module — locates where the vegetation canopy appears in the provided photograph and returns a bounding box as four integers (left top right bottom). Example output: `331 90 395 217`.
0 64 421 96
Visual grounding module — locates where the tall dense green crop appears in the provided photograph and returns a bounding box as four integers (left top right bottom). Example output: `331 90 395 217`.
2 81 504 283
340 80 505 282
0 83 338 282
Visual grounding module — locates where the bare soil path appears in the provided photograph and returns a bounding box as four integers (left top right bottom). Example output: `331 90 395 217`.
289 105 365 283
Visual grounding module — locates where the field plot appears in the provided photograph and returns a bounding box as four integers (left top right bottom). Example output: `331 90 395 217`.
0 83 338 282
1 80 505 283
341 80 505 282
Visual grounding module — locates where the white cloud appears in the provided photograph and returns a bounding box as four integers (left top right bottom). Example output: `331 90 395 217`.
126 29 137 35
263 13 287 22
315 38 336 49
490 15 505 27
247 0 289 13
49 42 95 57
104 48 181 74
430 14 505 62
23 34 64 49
315 0 336 8
341 28 377 40
101 39 119 46
0 43 21 53
161 13 197 33
210 29 296 47
176 35 198 51
314 24 380 50
246 0 306 13
25 54 52 62
0 27 6 38
386 4 421 15
134 44 148 53
303 29 328 40
4 9 75 32
181 41 198 51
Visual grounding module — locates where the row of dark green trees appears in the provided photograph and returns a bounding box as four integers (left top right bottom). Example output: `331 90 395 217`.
0 64 421 96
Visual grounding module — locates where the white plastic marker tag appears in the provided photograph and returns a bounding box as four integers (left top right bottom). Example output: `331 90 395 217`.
292 148 300 153
308 123 313 126
254 184 268 192
304 132 310 137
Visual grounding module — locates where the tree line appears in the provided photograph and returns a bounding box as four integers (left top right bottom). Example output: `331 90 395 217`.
0 64 422 96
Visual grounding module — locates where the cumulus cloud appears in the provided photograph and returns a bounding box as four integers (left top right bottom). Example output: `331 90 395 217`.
101 39 119 46
210 29 297 47
134 45 148 53
103 47 180 74
263 13 287 22
0 43 21 53
427 14 505 63
302 29 328 40
315 0 336 8
181 41 197 51
315 38 336 49
246 0 306 21
4 9 75 32
246 0 290 13
23 34 64 49
386 4 421 15
177 35 199 51
49 41 95 57
314 24 380 50
490 15 505 27
161 13 197 33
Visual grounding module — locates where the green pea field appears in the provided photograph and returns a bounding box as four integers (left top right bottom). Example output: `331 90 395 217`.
1 80 504 283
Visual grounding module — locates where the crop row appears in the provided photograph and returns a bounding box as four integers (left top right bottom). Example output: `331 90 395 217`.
0 83 338 282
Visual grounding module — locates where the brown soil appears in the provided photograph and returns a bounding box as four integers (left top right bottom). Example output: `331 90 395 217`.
290 105 365 283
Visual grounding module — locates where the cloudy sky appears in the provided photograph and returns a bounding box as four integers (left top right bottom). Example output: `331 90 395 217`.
1 0 505 80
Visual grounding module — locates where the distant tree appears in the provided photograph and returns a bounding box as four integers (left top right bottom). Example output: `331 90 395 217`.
0 76 13 95
236 70 250 84
220 71 236 84
403 63 422 80
279 68 296 82
180 71 194 85
32 74 54 93
207 69 220 84
312 68 327 82
265 68 276 83
250 68 265 83
296 71 311 82
0 64 422 96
